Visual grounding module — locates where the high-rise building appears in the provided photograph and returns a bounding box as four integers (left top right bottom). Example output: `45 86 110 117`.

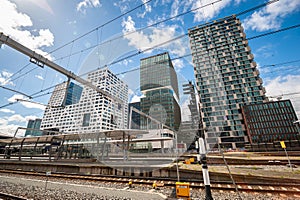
64 82 83 106
242 100 299 143
25 119 42 136
41 68 128 133
128 101 141 129
178 82 200 149
188 15 267 149
140 52 181 130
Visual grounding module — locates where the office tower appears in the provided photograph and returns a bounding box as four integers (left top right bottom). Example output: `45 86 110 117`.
128 102 141 129
188 15 267 149
41 68 128 133
64 82 83 106
140 52 181 130
178 82 200 149
242 100 299 143
25 118 43 136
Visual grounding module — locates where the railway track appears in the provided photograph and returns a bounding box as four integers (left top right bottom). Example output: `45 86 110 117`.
0 169 300 198
0 192 27 200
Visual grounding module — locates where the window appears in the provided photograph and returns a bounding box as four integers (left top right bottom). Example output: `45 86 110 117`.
82 113 90 127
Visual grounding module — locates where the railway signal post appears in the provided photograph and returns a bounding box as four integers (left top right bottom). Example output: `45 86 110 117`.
198 138 213 200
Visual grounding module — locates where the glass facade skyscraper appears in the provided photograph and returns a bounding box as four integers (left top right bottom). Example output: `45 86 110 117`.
188 15 267 149
140 52 181 130
25 119 43 136
242 100 299 143
65 82 83 106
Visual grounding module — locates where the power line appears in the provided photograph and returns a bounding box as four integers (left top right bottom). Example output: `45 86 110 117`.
0 0 292 109
47 0 153 55
0 0 154 86
54 0 223 77
113 23 300 77
247 24 300 40
21 22 300 102
76 0 280 77
3 0 277 84
262 59 300 68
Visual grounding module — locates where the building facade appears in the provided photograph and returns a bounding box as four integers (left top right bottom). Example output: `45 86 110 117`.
178 82 201 149
128 101 141 129
64 82 83 106
25 118 43 136
242 100 299 143
140 52 181 130
41 68 128 134
188 15 267 149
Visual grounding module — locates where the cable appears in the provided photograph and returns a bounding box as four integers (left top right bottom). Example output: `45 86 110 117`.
2 63 31 83
114 23 300 77
76 0 280 77
262 59 300 68
1 20 298 110
0 0 292 109
0 0 154 87
0 85 32 98
235 0 279 16
47 0 153 55
247 24 300 40
54 0 223 77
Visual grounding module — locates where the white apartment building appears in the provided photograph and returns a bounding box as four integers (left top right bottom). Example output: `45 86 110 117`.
41 68 128 134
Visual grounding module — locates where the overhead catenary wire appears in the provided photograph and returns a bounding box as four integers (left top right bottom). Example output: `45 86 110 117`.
76 0 281 78
2 21 299 110
0 0 296 109
47 0 153 55
1 0 154 85
262 59 300 68
1 0 277 84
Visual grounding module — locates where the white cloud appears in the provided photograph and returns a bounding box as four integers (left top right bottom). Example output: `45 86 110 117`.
243 0 300 31
264 75 300 117
77 0 101 13
27 0 54 15
138 0 152 18
172 59 185 72
0 108 15 114
0 70 14 86
0 114 39 136
7 94 46 110
254 44 275 58
121 16 188 57
35 74 44 80
113 0 129 13
7 114 27 123
0 0 54 57
0 123 21 136
130 95 141 103
122 16 136 33
191 0 231 22
25 115 39 121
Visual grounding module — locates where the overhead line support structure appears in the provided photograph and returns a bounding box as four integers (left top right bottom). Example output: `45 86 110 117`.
0 32 121 104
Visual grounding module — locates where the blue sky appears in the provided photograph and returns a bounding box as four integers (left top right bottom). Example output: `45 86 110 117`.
0 0 300 136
